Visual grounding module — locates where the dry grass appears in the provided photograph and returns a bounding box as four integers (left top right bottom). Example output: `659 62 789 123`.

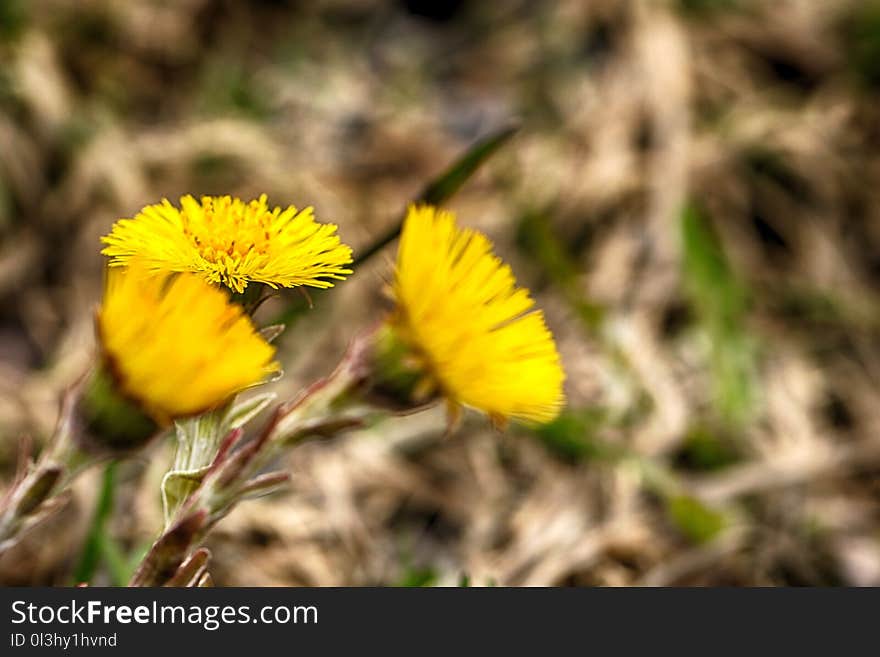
1 0 880 586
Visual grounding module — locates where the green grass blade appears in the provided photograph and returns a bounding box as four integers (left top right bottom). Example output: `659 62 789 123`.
352 123 519 268
272 123 519 327
681 204 757 424
71 462 116 585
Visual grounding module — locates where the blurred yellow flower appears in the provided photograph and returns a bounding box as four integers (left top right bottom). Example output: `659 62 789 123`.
101 194 353 294
390 204 565 425
97 264 279 424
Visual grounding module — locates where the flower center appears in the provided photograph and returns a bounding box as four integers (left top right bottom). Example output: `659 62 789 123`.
181 196 274 264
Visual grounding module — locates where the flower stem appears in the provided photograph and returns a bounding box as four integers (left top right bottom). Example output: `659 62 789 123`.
0 398 96 553
132 342 375 586
72 462 117 585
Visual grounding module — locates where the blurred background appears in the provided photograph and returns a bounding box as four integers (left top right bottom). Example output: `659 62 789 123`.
2 0 880 586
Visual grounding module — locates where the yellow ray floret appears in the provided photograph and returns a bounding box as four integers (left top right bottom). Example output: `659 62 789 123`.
101 194 353 293
391 204 565 424
97 264 279 424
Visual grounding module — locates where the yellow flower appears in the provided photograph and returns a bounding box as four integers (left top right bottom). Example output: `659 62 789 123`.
97 264 279 424
101 194 353 294
389 204 565 424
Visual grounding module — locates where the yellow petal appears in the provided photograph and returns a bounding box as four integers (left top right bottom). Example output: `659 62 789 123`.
101 195 353 293
97 263 279 423
391 204 565 424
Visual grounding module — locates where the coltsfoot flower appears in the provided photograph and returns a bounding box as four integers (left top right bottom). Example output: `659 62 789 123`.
381 204 565 425
96 263 279 424
101 194 353 293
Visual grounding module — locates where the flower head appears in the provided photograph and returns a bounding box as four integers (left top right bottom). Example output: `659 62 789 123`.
101 194 353 294
387 204 565 424
97 263 279 424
